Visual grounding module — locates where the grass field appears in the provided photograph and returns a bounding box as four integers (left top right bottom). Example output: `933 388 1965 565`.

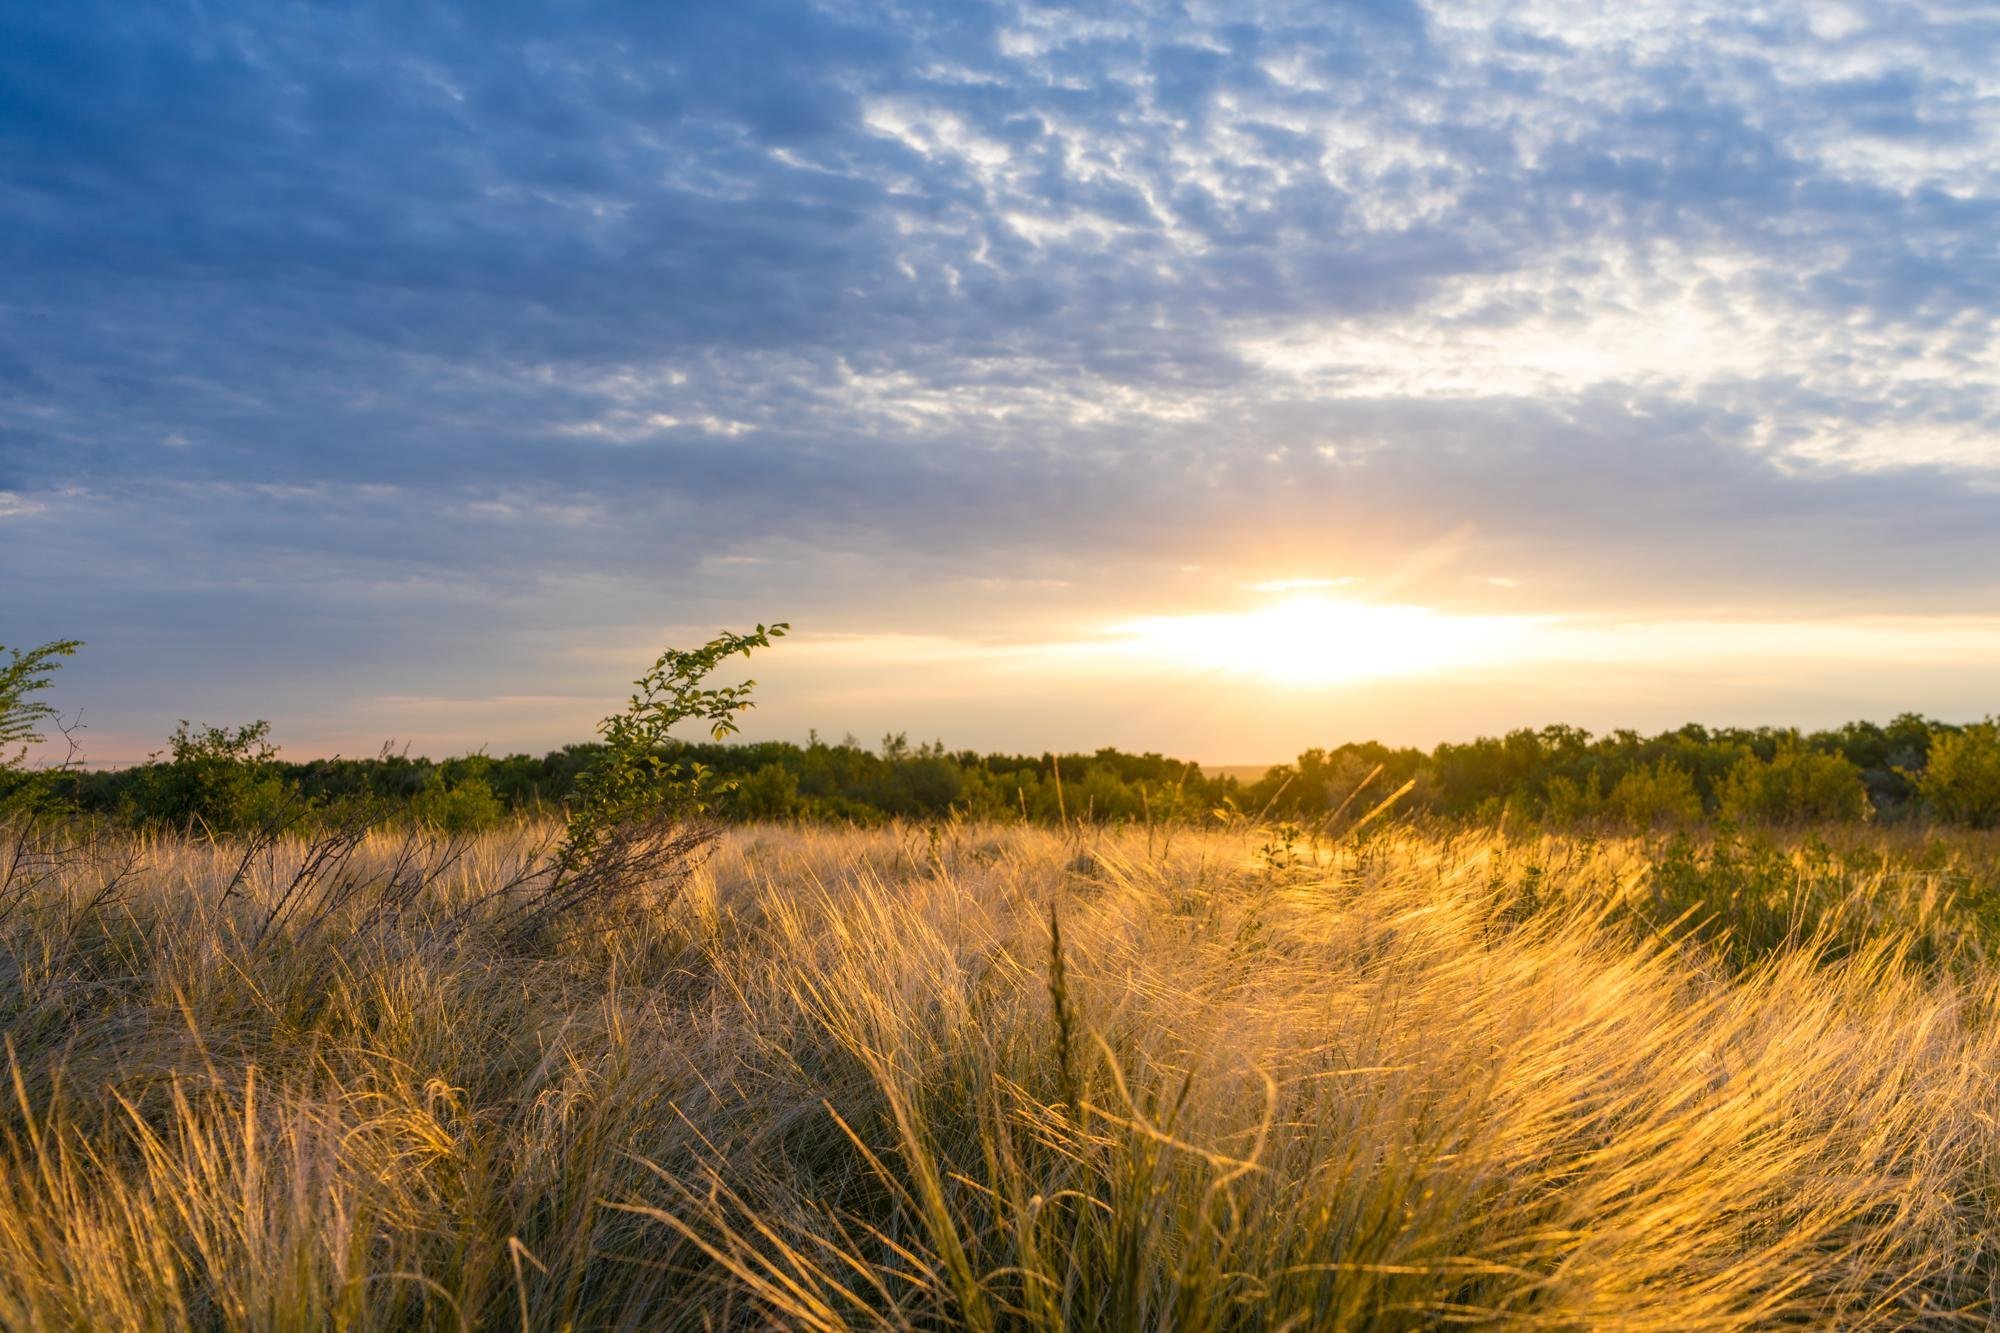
3 818 1999 1328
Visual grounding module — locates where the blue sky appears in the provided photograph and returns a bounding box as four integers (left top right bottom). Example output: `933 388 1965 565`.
5 0 1999 763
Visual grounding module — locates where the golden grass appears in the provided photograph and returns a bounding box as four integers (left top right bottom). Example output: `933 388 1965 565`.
0 820 1997 1328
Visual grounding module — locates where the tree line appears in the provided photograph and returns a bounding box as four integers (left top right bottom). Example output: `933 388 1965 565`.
35 715 2000 834
55 730 1225 832
9 636 2000 833
1241 716 2000 829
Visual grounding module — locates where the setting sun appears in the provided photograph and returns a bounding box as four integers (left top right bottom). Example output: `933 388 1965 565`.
1105 595 1547 686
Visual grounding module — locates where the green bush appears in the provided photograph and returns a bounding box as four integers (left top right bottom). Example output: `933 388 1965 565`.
410 756 508 833
558 623 788 871
133 720 298 834
1911 721 2000 827
1640 831 1806 969
732 762 802 820
1606 760 1703 827
1716 743 1871 824
1542 771 1602 823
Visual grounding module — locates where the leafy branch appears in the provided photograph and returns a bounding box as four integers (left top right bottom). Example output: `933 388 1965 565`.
0 640 81 760
555 622 789 876
1 640 83 816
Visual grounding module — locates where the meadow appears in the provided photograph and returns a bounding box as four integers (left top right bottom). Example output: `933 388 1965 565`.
4 816 2000 1329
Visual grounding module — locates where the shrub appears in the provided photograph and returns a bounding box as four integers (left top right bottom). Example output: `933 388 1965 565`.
1911 721 2000 827
557 623 788 871
1542 771 1603 823
411 756 508 833
732 762 802 819
1605 760 1703 827
135 720 297 834
487 623 789 942
1716 743 1871 824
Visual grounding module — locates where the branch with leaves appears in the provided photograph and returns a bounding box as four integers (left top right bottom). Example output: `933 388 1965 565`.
0 640 81 759
0 639 83 816
558 622 789 872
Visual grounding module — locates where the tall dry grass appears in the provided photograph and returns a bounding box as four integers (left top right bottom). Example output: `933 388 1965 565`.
0 819 1997 1327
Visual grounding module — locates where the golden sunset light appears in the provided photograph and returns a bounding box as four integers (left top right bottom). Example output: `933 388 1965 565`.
1102 595 1549 684
10 0 2000 1324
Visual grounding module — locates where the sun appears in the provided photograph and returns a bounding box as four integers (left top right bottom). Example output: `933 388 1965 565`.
1105 596 1546 686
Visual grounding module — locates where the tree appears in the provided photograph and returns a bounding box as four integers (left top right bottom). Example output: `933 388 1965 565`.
1910 721 2000 827
1716 743 1871 824
1606 760 1703 828
412 754 508 833
732 762 802 820
135 720 295 833
1543 771 1603 823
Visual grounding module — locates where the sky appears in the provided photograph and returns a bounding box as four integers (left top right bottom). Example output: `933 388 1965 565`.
4 0 1999 765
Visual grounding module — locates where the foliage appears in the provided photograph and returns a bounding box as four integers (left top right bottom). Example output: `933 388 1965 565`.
409 755 508 833
557 622 788 872
0 640 80 759
0 639 81 815
1604 759 1704 827
1639 832 1831 971
1910 721 2000 828
732 761 803 820
132 719 298 834
463 623 798 947
1544 771 1603 823
35 691 2000 835
1715 743 1872 825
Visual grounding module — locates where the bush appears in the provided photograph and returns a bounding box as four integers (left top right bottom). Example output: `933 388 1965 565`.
134 720 297 833
482 624 790 943
557 623 788 871
1542 771 1602 823
1605 760 1703 827
732 762 802 820
1716 743 1871 824
410 756 508 833
1912 721 2000 827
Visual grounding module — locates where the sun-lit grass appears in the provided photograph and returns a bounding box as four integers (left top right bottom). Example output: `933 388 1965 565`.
1 819 1998 1327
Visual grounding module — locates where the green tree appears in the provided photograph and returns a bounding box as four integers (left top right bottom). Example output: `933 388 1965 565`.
1716 743 1871 824
1606 760 1703 827
732 762 802 820
411 755 508 833
1910 721 2000 827
1543 771 1603 823
136 720 296 834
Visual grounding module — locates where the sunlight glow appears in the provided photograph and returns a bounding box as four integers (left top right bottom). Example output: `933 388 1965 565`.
1089 598 2000 695
1104 596 1550 685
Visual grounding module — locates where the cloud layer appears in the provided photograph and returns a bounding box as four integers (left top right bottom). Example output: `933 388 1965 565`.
4 0 1998 756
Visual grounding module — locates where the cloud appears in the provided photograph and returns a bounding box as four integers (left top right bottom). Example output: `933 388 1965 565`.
3 0 1998 752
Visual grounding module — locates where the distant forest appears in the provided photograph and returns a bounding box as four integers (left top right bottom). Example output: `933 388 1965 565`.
44 713 2000 833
